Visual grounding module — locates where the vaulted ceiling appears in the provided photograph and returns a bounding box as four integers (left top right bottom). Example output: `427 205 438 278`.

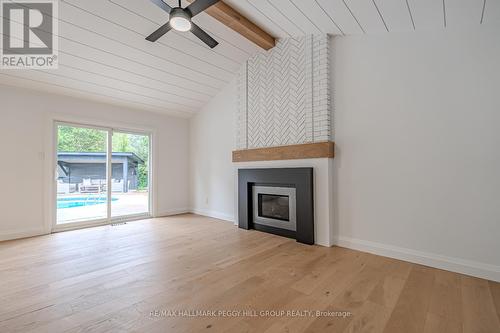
1 0 498 117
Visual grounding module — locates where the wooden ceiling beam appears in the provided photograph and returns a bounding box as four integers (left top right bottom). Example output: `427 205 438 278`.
186 0 276 50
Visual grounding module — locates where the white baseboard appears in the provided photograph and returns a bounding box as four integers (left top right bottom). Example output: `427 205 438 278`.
156 208 191 217
333 236 500 282
0 227 48 242
190 208 235 223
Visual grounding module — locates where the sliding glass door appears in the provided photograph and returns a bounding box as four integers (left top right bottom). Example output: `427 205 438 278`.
55 123 151 227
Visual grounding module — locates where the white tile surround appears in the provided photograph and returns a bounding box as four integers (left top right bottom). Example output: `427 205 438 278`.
236 35 332 149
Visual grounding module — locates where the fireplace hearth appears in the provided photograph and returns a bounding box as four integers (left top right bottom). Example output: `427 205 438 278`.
238 168 314 244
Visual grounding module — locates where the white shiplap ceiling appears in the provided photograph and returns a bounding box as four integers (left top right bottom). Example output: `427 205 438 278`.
0 0 262 117
226 0 499 37
1 0 498 117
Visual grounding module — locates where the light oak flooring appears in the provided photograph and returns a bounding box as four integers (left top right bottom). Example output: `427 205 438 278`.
0 214 499 333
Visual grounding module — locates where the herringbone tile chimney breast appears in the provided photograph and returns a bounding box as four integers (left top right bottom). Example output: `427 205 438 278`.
237 35 331 149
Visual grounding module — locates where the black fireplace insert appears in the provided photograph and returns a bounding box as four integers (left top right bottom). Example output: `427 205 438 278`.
238 168 314 245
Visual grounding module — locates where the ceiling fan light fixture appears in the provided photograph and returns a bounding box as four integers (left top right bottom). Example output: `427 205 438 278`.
169 9 192 32
146 0 219 48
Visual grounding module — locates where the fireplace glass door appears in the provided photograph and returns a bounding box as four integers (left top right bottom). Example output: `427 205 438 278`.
252 186 296 231
258 194 290 221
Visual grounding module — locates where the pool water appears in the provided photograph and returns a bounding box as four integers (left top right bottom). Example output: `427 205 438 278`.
57 197 118 209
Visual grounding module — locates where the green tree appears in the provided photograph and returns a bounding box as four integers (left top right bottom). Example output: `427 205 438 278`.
112 132 130 153
112 133 149 190
58 126 106 152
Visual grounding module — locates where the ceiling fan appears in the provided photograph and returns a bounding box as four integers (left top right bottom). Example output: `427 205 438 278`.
146 0 220 48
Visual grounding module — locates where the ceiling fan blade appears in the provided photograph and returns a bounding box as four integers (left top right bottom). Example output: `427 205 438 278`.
146 21 172 42
190 23 218 48
186 0 219 17
149 0 172 14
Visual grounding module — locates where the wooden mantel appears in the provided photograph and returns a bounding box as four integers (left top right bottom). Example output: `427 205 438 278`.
232 142 335 162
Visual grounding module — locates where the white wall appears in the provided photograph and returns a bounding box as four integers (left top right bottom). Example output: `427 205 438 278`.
0 85 190 240
333 26 500 281
189 81 237 222
189 26 500 281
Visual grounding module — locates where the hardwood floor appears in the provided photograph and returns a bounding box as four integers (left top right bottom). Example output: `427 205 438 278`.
0 214 499 333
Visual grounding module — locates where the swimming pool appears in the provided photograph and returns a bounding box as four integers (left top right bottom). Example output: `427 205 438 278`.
57 197 118 209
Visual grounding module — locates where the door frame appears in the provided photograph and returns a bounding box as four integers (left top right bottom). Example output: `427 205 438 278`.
49 119 155 232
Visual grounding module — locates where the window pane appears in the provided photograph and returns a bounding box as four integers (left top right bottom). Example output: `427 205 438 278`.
111 132 150 217
57 125 108 224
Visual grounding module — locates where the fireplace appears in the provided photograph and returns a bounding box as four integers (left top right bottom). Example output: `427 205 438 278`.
253 186 296 231
238 168 314 244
